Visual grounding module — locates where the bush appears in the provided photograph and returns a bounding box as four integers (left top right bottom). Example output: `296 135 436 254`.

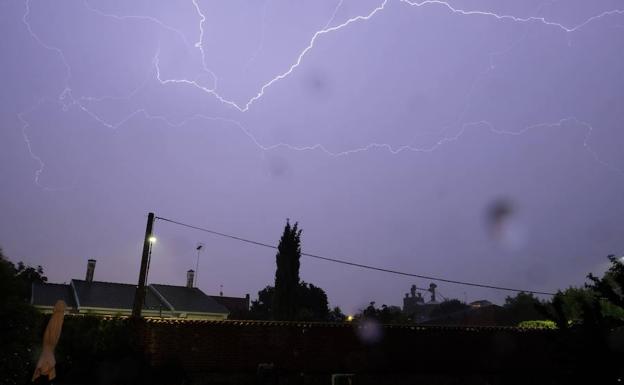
518 320 557 329
0 251 44 385
54 316 145 383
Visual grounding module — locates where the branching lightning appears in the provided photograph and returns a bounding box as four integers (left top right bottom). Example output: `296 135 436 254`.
399 0 624 33
17 0 624 188
157 0 624 112
17 102 47 189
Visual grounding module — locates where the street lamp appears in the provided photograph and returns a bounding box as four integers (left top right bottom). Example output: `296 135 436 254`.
146 235 157 284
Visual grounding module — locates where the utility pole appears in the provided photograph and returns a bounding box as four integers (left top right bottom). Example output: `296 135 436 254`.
132 212 155 318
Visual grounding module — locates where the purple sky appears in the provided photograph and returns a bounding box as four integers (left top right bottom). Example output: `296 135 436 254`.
1 0 624 314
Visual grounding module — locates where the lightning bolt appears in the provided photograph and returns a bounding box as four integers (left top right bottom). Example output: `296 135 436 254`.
82 0 193 49
156 0 624 112
17 0 624 189
17 102 47 189
399 0 624 33
157 0 390 112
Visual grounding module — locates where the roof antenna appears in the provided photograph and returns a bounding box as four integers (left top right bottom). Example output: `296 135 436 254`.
195 243 204 287
220 284 223 297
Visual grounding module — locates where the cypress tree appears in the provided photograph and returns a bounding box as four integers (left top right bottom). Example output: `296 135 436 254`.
273 220 302 320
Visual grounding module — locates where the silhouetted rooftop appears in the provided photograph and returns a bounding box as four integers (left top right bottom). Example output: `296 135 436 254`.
209 295 249 313
31 282 76 308
150 284 229 314
71 279 164 311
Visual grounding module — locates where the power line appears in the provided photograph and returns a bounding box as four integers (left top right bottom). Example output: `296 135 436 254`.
154 216 556 296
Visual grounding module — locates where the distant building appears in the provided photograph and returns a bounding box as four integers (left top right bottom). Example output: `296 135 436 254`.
31 259 249 320
469 300 494 308
402 283 440 322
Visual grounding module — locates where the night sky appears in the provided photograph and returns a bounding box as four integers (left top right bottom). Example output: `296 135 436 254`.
1 0 623 314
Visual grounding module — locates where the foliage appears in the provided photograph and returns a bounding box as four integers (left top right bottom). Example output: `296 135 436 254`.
503 292 549 324
430 299 469 319
0 249 43 385
328 306 347 322
540 256 624 329
248 221 333 322
555 287 595 322
357 302 410 324
54 316 144 383
538 287 597 329
518 320 557 329
249 283 331 321
587 255 624 311
296 281 329 321
249 285 275 320
15 261 47 284
273 220 302 320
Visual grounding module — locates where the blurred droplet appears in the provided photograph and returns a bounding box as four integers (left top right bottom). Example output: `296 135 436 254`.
355 318 383 344
485 198 527 251
301 68 332 102
487 199 513 226
265 154 292 179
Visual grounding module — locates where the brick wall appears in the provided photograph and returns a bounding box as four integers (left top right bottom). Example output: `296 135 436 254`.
140 320 561 375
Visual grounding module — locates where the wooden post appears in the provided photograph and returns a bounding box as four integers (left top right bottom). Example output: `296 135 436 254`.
132 212 155 318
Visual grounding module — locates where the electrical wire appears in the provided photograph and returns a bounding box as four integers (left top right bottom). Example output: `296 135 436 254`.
154 215 556 296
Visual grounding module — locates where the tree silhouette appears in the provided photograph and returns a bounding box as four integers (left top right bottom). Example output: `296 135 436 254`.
0 248 41 383
538 256 624 329
249 286 274 320
328 306 346 322
273 220 302 320
503 292 548 324
430 299 469 319
587 255 624 310
248 221 335 321
296 281 329 321
14 261 47 300
249 283 332 321
357 302 410 324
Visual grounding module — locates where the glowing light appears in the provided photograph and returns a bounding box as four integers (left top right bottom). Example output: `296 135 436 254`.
347 315 354 322
148 236 157 244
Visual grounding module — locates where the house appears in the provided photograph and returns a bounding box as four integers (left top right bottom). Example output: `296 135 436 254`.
469 299 494 308
209 293 251 319
31 259 249 320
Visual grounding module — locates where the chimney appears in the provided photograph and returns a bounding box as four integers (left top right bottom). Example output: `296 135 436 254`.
85 259 96 282
186 269 195 288
428 283 437 303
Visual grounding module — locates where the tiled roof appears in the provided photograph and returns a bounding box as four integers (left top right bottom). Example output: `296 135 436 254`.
71 279 165 311
33 280 230 315
209 295 249 313
31 282 76 308
150 284 228 314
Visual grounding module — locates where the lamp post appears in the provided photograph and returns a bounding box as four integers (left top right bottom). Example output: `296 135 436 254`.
132 212 155 318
